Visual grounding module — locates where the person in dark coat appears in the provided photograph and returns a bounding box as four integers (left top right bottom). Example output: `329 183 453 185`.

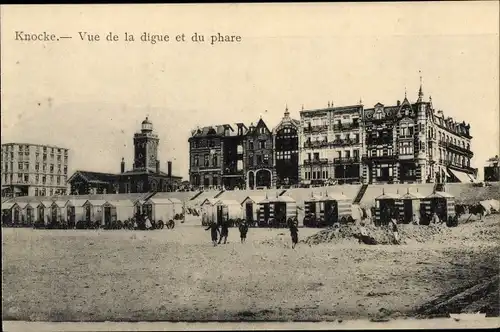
205 221 220 246
239 220 249 243
289 221 299 249
218 220 229 244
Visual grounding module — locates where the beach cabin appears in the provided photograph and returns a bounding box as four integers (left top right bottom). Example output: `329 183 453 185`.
168 198 183 217
142 197 175 223
324 192 353 224
2 202 15 225
400 189 425 224
303 193 321 227
374 191 403 226
421 191 456 224
241 196 266 223
133 199 144 218
66 199 87 224
82 200 105 225
214 199 242 225
258 195 297 227
200 198 218 225
102 200 135 228
36 201 53 225
18 202 35 226
50 200 68 225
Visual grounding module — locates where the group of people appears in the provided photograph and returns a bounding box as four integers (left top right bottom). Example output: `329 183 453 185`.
205 219 248 246
205 218 300 248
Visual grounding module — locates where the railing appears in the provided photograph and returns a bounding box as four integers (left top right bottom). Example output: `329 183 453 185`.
444 160 476 174
303 140 328 149
222 169 244 175
333 157 360 164
304 158 329 165
439 141 474 157
366 138 393 146
332 122 360 131
303 125 329 133
362 154 396 162
330 139 360 147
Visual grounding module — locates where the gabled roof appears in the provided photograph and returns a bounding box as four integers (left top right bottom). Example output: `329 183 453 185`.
375 192 401 200
215 199 240 206
83 199 106 206
145 198 173 205
247 118 271 135
104 200 135 207
51 200 68 208
200 198 218 206
68 170 117 185
426 191 455 199
240 196 266 205
1 202 15 210
401 191 425 200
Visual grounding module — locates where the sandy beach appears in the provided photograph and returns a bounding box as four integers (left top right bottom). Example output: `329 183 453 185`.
2 215 499 322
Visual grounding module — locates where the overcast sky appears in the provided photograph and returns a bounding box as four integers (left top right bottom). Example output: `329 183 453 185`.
1 3 499 180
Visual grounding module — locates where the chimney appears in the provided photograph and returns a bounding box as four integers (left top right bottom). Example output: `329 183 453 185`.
156 160 160 173
397 100 401 106
120 157 125 173
167 161 172 178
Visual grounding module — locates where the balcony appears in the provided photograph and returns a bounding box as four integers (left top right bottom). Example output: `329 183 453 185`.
222 168 244 176
303 140 328 149
304 158 329 165
329 139 361 147
439 141 474 157
333 157 360 164
362 154 396 163
442 160 476 174
303 124 329 134
332 122 360 131
367 138 393 146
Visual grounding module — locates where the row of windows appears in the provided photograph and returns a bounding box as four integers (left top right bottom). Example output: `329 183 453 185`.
3 162 67 174
304 170 329 180
34 188 67 196
2 145 68 154
4 173 67 185
307 150 360 160
306 133 360 142
304 118 359 127
276 151 298 160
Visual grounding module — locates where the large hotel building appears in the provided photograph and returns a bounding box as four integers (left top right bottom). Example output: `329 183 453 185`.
189 84 477 189
1 143 70 197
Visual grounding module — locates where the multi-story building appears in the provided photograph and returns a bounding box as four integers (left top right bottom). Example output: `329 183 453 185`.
188 123 247 190
1 143 70 197
484 156 499 182
244 118 275 189
221 123 247 190
299 103 363 185
68 117 182 195
273 106 300 187
361 84 475 184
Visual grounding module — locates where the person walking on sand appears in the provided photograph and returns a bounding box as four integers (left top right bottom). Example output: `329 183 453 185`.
205 221 220 246
218 220 229 244
289 220 299 249
390 218 400 245
239 220 249 243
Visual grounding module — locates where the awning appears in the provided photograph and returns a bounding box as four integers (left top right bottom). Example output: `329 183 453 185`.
449 169 472 183
467 173 478 183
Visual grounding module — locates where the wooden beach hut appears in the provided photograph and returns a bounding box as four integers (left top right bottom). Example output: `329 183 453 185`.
374 190 402 226
400 189 425 224
241 196 266 224
421 191 456 224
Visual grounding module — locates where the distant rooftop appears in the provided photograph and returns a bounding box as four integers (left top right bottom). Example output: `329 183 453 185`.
1 142 70 150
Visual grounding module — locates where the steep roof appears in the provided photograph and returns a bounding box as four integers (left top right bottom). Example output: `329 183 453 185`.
68 170 118 184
